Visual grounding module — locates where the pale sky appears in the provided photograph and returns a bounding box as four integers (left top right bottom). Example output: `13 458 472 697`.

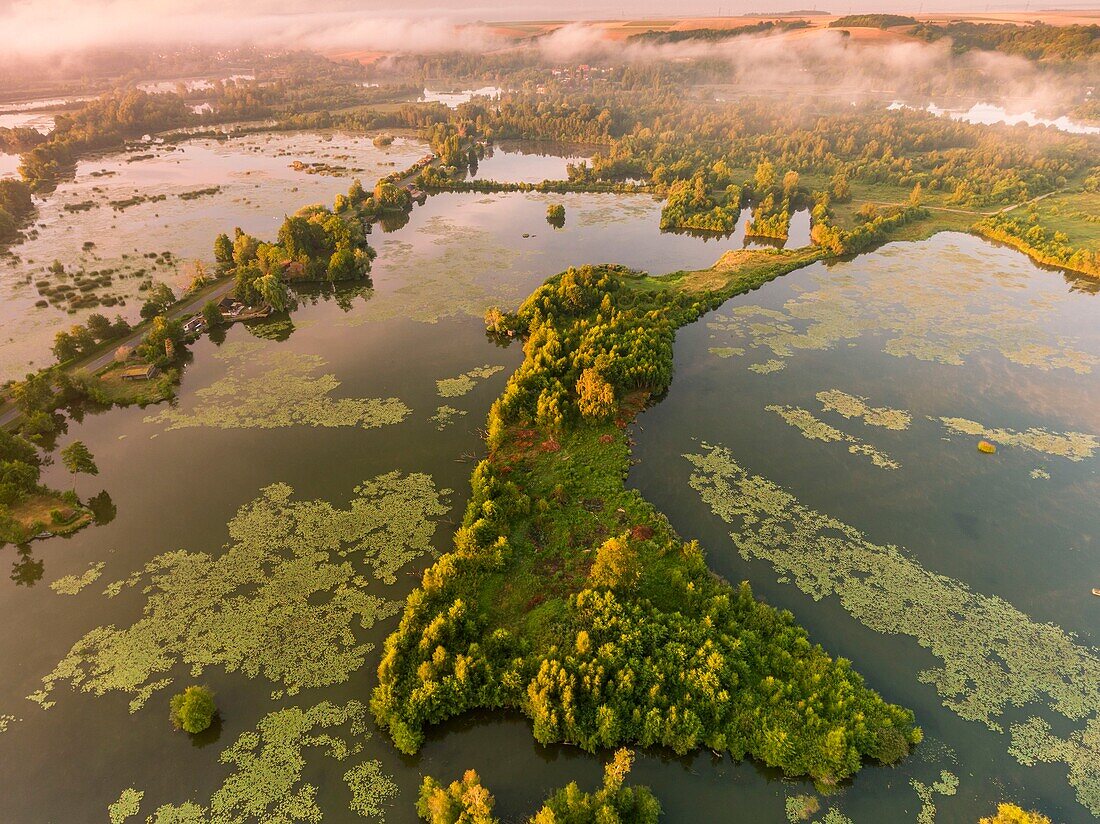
1 0 1094 56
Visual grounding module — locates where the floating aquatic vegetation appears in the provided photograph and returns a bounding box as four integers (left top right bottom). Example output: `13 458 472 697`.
708 347 745 359
244 318 295 341
436 364 505 398
30 474 448 712
911 770 959 824
146 701 396 823
767 405 900 469
1010 716 1100 816
684 444 1100 812
342 218 532 326
430 405 467 430
108 789 143 824
816 389 911 430
748 359 786 373
785 794 821 822
49 562 105 595
707 242 1098 373
145 348 410 431
685 444 1100 727
0 714 15 733
939 417 1098 461
345 761 399 818
574 194 657 228
1030 468 1051 480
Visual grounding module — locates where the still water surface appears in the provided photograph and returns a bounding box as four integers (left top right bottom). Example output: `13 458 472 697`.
0 151 1096 822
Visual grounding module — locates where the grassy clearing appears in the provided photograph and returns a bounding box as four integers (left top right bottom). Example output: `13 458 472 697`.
1025 189 1100 251
1 491 90 544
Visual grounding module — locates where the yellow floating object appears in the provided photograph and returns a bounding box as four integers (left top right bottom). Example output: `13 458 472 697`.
977 440 997 454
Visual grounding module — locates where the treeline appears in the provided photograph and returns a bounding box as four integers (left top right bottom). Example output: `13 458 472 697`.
417 750 659 824
974 210 1100 277
827 14 915 27
911 21 1099 60
829 14 917 28
372 262 920 786
628 20 810 44
812 202 930 255
0 178 35 244
468 91 1087 209
18 89 192 191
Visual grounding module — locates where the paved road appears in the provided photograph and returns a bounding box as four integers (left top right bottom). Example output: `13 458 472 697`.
0 278 236 430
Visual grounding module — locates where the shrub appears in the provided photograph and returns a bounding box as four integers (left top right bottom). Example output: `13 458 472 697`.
169 685 216 734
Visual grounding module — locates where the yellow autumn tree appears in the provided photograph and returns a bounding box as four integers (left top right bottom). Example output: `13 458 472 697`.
576 368 616 421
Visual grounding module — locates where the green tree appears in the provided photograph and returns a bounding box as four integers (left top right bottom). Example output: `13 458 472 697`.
253 273 289 312
546 203 566 227
417 770 497 824
60 440 97 493
140 282 175 320
169 685 216 734
213 232 234 271
754 158 777 192
202 300 223 330
576 368 616 421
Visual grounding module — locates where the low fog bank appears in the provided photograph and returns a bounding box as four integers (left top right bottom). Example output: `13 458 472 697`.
1 2 1093 115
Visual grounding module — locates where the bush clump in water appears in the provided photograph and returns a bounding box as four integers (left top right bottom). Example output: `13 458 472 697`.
169 685 216 734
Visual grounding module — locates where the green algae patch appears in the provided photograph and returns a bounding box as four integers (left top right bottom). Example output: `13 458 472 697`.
1010 716 1100 816
767 405 900 469
341 217 533 326
816 390 911 430
146 700 396 823
708 346 745 359
346 761 399 818
685 443 1100 813
911 770 959 824
30 474 449 712
430 405 467 430
108 788 144 823
939 417 1098 461
748 358 786 374
145 347 410 431
706 244 1098 374
49 561 105 595
785 794 821 822
1030 468 1052 480
436 365 505 398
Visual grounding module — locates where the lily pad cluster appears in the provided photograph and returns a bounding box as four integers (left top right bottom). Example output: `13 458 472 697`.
118 701 397 823
436 365 505 398
30 473 449 712
145 345 410 431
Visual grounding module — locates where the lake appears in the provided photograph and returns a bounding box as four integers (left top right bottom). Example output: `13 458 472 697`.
0 145 1096 823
